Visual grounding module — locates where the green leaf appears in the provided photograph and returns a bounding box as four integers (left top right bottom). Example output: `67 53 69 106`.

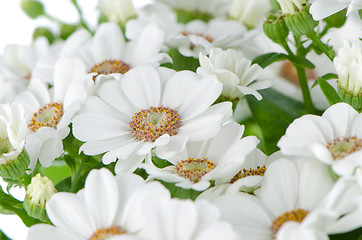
311 73 338 88
0 186 41 227
252 52 288 68
317 76 342 105
246 89 307 155
330 227 362 240
32 27 55 44
20 0 44 19
60 24 78 40
55 177 71 192
156 180 201 200
287 55 315 69
161 49 200 72
152 155 173 169
0 229 11 240
40 162 72 185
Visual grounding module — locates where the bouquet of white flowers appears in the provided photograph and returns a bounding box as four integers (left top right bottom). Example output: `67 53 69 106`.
1 0 362 239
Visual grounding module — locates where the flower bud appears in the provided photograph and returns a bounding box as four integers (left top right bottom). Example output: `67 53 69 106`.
24 174 56 220
263 13 289 44
334 41 362 111
20 0 44 19
98 0 136 26
0 149 30 179
283 4 318 37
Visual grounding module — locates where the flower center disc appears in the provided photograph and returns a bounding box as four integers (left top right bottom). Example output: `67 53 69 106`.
326 136 362 160
129 106 181 142
271 209 309 235
89 226 126 240
175 157 216 183
28 102 64 132
0 137 13 155
90 60 131 79
229 165 267 184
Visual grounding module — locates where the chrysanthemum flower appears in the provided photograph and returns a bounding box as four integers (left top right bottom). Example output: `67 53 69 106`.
213 158 336 239
14 56 88 169
62 22 170 90
143 122 259 191
278 102 362 176
27 168 170 239
197 48 270 100
72 66 232 173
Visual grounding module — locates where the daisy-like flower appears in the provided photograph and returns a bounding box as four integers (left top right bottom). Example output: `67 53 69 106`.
98 0 136 26
72 66 232 173
62 22 169 91
310 0 362 20
14 56 88 170
0 102 30 178
140 197 239 240
143 122 259 191
213 158 336 239
333 40 362 110
197 48 270 100
27 168 170 240
0 37 58 103
228 0 272 29
154 0 233 19
278 102 362 176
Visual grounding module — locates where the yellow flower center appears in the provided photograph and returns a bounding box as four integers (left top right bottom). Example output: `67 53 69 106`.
175 157 216 183
89 60 131 80
89 226 126 240
326 136 362 160
271 209 309 235
28 102 64 132
129 106 181 142
229 165 267 184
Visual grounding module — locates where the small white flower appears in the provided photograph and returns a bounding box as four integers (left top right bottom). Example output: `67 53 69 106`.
0 102 28 164
228 0 272 29
27 168 170 240
72 66 232 173
197 48 270 100
310 0 362 20
334 40 362 96
98 0 136 25
15 56 88 169
276 0 307 14
213 158 336 239
278 102 362 176
25 174 55 208
143 122 259 191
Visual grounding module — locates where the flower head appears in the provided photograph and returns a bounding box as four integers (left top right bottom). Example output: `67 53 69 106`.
72 66 232 173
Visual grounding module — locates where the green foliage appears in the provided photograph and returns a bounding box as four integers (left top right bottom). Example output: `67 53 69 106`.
32 27 55 44
161 49 200 72
246 89 307 155
156 180 202 200
0 229 11 240
330 227 362 240
324 9 347 29
60 24 78 40
252 52 315 69
317 76 342 105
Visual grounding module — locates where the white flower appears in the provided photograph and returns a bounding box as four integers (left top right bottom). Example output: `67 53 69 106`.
154 0 233 18
276 0 307 14
0 37 58 103
27 168 170 240
278 102 362 176
0 102 28 164
334 40 362 96
14 56 88 169
98 0 136 25
72 66 232 173
197 48 270 100
213 158 336 239
61 22 170 92
310 0 362 20
141 197 239 240
143 122 259 191
228 0 272 29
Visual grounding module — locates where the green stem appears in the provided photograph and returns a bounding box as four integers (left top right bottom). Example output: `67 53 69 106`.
307 32 335 61
70 0 92 33
295 65 315 113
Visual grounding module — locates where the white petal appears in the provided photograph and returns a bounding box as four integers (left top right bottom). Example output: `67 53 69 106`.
121 66 161 109
27 224 80 240
84 168 119 229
